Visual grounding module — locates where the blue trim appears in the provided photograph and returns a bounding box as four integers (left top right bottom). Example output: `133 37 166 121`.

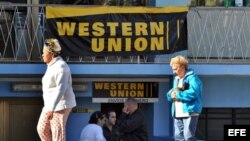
0 64 250 76
190 64 250 75
69 64 170 76
0 64 46 75
0 64 170 76
155 0 187 6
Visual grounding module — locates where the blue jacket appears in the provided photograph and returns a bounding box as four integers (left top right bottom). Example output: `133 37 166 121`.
166 69 203 117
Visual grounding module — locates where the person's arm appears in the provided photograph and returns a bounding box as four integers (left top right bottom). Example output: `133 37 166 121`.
117 110 144 133
166 88 176 102
166 77 178 102
176 75 202 102
49 70 70 111
46 70 70 119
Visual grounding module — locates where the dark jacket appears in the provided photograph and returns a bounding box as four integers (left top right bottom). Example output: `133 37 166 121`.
116 109 148 141
103 125 121 141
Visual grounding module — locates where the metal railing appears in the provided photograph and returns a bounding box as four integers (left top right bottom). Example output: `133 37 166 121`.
0 4 44 62
188 7 250 63
1 4 250 63
0 3 181 64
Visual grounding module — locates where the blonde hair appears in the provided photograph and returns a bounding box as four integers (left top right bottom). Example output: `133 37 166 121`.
170 55 189 70
44 38 61 56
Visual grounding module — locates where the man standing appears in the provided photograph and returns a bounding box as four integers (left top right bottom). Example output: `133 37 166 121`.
166 55 203 141
103 110 121 141
116 98 148 141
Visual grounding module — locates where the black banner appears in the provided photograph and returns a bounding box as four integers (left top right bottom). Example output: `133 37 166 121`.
92 82 158 103
46 6 188 56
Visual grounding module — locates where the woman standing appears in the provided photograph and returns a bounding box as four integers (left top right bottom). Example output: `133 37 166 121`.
37 38 76 141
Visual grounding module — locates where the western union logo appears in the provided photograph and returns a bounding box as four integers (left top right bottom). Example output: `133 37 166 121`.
55 21 175 52
93 82 158 99
46 6 188 56
94 82 144 90
95 82 144 97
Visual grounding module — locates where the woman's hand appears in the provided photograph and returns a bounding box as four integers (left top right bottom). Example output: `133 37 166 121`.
46 111 54 120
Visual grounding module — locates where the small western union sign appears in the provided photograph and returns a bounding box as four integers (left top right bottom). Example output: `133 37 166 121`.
92 82 159 103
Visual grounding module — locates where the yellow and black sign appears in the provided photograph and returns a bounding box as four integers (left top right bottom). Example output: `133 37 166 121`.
46 6 188 56
92 82 158 103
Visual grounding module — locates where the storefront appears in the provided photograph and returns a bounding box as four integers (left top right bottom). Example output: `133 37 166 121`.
0 63 172 141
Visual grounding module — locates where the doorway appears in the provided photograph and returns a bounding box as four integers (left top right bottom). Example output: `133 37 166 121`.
101 103 124 117
0 98 43 141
